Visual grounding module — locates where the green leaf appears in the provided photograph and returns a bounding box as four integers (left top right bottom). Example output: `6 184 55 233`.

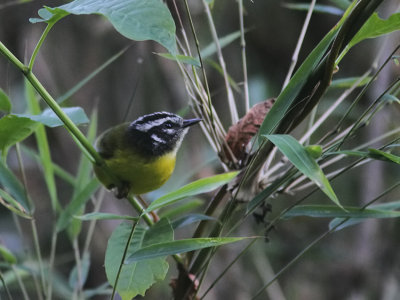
257 21 340 141
0 161 31 212
158 198 203 219
34 0 177 54
0 89 11 113
75 212 138 221
266 134 341 208
146 171 238 213
283 3 344 16
0 115 38 153
105 220 172 299
349 12 400 49
330 76 373 88
126 236 247 263
56 178 100 232
330 201 400 231
0 245 17 264
16 107 89 128
283 204 400 219
201 31 242 58
29 7 69 24
171 214 217 229
155 53 200 67
0 189 31 219
368 148 400 165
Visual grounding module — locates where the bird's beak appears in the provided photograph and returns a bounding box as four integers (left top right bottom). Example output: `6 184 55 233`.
183 118 202 128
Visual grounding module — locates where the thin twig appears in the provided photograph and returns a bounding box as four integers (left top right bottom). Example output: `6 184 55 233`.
201 0 238 124
282 0 316 90
238 0 250 112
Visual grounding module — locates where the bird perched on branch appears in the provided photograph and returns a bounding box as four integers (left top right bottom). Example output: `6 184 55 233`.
94 111 201 198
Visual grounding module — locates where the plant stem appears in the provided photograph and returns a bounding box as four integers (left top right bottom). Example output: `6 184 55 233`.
200 239 257 299
72 238 83 300
46 228 58 300
11 266 30 300
0 271 13 300
31 219 47 298
83 189 106 254
0 40 147 230
28 23 54 71
238 0 249 112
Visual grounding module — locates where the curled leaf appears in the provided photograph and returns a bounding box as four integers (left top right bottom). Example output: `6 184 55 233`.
221 99 275 166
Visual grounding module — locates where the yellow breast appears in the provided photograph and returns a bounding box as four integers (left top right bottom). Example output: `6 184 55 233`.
94 149 177 195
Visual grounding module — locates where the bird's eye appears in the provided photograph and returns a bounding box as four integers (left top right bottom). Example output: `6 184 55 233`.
165 122 173 128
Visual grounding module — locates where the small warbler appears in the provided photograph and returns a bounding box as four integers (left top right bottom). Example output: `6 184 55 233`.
94 112 201 198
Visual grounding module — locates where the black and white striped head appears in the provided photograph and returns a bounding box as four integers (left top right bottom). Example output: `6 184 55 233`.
126 112 201 157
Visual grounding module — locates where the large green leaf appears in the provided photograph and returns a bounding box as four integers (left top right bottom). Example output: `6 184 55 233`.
146 171 238 213
0 115 38 153
31 0 177 54
105 220 172 299
266 134 341 208
16 107 89 128
126 236 246 263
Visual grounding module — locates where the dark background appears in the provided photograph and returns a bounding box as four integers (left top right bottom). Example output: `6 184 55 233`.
1 0 399 299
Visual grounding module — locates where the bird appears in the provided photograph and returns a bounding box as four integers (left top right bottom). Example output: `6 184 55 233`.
93 111 201 198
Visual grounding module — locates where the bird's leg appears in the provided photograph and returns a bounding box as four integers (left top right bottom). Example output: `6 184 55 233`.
115 181 130 199
137 195 160 222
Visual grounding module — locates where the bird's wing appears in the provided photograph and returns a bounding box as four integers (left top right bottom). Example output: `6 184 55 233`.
96 123 128 159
